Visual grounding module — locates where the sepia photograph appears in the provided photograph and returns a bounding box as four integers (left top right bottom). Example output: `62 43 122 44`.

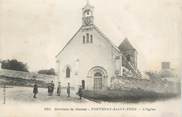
0 0 181 117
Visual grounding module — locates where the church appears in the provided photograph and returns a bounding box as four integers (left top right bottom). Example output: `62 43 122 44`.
56 2 141 91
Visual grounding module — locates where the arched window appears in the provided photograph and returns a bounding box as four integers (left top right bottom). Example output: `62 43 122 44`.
87 11 90 15
66 67 71 78
83 36 85 44
86 33 89 43
90 35 93 43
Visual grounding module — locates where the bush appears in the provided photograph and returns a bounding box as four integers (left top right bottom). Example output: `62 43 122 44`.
1 59 29 72
82 89 179 102
38 68 56 75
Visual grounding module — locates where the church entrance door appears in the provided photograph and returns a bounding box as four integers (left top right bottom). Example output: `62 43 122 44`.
87 66 107 90
82 80 85 89
94 72 102 90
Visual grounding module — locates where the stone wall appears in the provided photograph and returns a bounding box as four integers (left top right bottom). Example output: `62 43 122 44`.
0 69 56 83
110 76 180 94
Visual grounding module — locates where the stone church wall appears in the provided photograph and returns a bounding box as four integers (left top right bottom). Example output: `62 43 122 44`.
56 26 120 90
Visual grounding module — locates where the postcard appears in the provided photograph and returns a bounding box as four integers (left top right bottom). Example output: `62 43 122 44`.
0 0 181 117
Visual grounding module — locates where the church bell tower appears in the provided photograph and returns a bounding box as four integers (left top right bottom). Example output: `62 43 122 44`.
82 1 94 26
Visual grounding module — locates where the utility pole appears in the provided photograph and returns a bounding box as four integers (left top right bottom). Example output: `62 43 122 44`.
1 84 13 104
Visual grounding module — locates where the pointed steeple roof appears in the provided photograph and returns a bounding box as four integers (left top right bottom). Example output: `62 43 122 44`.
118 38 135 51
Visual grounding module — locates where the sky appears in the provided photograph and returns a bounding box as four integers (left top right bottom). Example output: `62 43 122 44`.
0 0 181 72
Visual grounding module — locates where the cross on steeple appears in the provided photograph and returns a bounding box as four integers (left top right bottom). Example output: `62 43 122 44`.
86 0 90 5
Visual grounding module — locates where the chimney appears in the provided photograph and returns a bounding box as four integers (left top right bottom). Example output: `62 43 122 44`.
161 62 170 70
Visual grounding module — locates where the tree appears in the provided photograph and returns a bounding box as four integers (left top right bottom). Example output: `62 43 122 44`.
38 68 56 75
1 59 29 72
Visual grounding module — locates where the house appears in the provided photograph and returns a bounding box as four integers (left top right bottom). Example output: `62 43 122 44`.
56 2 140 91
160 62 178 80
